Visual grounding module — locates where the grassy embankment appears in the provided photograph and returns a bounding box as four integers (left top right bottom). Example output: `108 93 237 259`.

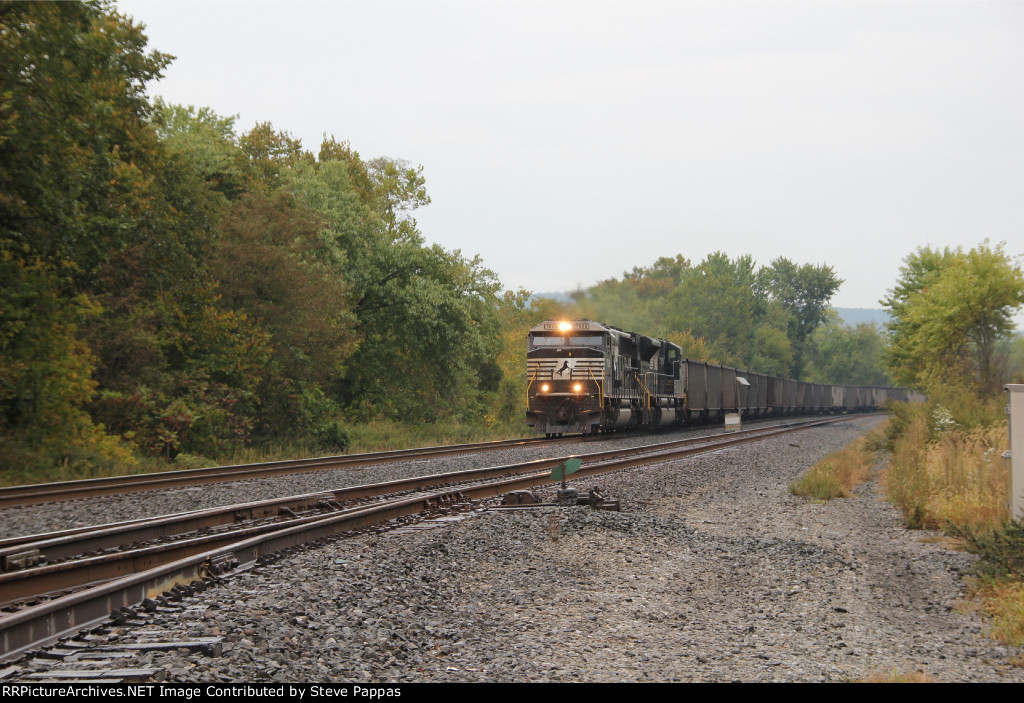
0 418 528 488
792 395 1023 655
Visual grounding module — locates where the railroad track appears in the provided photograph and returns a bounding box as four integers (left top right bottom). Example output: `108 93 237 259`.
0 415 876 663
0 434 579 508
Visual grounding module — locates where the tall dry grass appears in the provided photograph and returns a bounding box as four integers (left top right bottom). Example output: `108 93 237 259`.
969 577 1024 647
860 669 936 683
881 399 1022 650
790 429 880 500
882 409 1008 531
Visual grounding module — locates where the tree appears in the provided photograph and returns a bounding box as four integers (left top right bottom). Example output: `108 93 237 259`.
0 1 228 467
1002 334 1024 384
747 323 794 377
239 122 310 190
623 255 692 301
0 1 172 282
663 252 757 366
756 258 843 378
882 241 1024 395
150 100 248 201
804 313 890 386
367 157 430 242
574 277 652 334
293 140 503 422
0 252 136 472
568 251 839 377
211 191 359 402
0 254 97 435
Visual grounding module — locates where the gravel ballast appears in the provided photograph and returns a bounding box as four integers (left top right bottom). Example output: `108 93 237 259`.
9 417 1023 682
0 419 808 536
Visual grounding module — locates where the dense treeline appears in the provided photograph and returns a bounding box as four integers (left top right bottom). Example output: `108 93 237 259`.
565 253 891 385
8 1 1014 483
0 1 519 477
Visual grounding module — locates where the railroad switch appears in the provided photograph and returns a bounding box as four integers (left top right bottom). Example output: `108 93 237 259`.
563 486 620 510
585 486 620 512
503 490 542 505
556 487 578 505
498 487 620 511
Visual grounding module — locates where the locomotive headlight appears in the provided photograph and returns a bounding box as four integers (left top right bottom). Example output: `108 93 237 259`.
558 321 572 331
573 383 582 392
541 384 550 392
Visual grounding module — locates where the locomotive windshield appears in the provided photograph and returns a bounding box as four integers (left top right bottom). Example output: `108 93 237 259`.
530 335 565 348
529 334 604 350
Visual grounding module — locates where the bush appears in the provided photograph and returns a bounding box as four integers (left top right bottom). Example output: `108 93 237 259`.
790 463 845 500
0 419 139 486
883 415 1007 531
171 453 212 471
312 420 350 453
950 519 1024 580
952 519 1024 647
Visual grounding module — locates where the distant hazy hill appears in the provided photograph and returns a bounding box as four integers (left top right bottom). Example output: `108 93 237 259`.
532 291 574 304
834 308 890 327
532 293 890 329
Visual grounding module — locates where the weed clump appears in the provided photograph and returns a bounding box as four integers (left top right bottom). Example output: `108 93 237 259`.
791 429 880 501
861 668 936 683
882 398 1022 648
880 401 1007 532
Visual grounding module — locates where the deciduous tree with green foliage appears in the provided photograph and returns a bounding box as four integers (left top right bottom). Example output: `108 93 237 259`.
0 0 172 281
1 1 175 471
664 252 758 366
291 138 503 423
1 0 529 479
756 258 843 378
882 241 1024 395
804 312 890 386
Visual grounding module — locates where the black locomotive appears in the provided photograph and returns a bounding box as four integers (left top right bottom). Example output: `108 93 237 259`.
526 320 921 436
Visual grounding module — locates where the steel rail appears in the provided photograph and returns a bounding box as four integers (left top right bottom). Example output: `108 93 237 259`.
0 414 865 508
0 414 875 661
0 435 578 508
0 416 856 564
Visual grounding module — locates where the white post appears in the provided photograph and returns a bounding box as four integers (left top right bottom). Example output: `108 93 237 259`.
1005 384 1024 521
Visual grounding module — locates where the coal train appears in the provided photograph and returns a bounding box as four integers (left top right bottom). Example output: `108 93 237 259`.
526 320 922 436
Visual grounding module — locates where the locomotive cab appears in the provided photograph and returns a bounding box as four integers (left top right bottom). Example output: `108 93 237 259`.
526 320 686 435
526 321 609 435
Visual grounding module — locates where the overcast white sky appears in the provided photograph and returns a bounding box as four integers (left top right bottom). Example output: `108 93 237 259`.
117 0 1024 315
